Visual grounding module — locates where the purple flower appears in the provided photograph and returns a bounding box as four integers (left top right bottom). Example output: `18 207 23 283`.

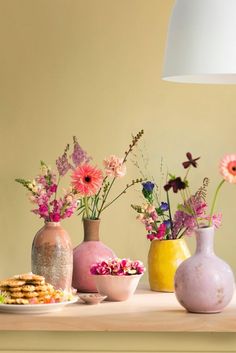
163 219 171 228
142 181 155 193
56 154 71 176
71 136 91 168
160 202 169 211
182 152 200 169
164 177 187 193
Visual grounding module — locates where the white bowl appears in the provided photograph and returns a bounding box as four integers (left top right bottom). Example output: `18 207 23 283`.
93 274 142 301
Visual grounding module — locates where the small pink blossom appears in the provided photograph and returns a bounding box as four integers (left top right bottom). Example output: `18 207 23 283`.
90 258 145 276
150 211 158 221
103 155 127 178
147 233 156 241
49 184 57 193
147 205 155 213
156 223 167 239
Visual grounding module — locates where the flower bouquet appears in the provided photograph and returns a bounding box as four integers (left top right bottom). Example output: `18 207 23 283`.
132 152 223 241
59 130 145 292
90 258 145 301
15 156 79 290
173 153 236 313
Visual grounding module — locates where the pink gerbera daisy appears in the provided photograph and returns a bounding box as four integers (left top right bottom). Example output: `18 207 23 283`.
219 154 236 184
71 164 103 196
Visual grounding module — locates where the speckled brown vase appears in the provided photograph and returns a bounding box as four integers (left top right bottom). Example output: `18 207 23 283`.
174 226 235 313
31 222 73 290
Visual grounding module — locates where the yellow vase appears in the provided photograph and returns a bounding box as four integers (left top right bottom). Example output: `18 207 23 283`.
148 238 191 292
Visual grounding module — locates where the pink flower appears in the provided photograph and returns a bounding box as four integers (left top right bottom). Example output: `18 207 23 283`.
219 154 236 184
49 184 57 193
150 211 158 221
147 233 156 241
204 213 222 229
39 204 49 217
90 258 145 276
103 155 126 178
71 164 103 196
50 213 60 222
147 205 155 213
156 223 167 239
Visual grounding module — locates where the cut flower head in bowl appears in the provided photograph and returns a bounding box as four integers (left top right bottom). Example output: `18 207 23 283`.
90 258 145 301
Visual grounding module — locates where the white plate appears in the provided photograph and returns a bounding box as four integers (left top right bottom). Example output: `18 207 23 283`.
0 297 78 314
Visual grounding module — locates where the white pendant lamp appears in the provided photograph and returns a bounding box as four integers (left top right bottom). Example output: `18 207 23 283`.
162 0 236 84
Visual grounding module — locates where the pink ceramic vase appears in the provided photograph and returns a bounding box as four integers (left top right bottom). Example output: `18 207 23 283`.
174 226 235 313
94 274 142 301
31 222 73 290
72 219 116 292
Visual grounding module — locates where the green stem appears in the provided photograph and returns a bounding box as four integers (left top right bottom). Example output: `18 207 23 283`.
166 191 173 238
208 179 225 226
101 182 134 213
97 178 116 218
83 197 90 219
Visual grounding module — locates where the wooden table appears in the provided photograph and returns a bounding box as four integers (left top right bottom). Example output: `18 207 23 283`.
1 287 236 353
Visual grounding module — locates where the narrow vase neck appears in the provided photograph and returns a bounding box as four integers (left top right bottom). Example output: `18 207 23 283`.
83 219 100 242
45 222 61 227
195 227 215 255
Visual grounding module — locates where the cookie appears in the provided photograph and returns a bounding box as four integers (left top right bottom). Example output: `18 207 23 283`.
34 285 50 292
4 298 16 304
27 280 45 286
0 279 25 287
0 286 9 291
8 287 24 292
21 285 36 292
14 274 44 282
10 292 24 298
23 291 39 298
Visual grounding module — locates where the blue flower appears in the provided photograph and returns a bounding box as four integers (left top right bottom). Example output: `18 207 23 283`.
142 181 155 193
160 202 169 211
163 220 171 229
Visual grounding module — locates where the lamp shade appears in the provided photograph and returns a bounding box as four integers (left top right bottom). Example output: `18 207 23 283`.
162 0 236 84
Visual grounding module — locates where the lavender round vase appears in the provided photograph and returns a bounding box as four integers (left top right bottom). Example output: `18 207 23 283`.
174 226 235 313
72 219 116 292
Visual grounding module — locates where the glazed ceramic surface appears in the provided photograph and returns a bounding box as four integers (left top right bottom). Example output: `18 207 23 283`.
72 219 116 292
94 274 142 301
148 238 190 292
175 226 235 313
32 222 73 290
